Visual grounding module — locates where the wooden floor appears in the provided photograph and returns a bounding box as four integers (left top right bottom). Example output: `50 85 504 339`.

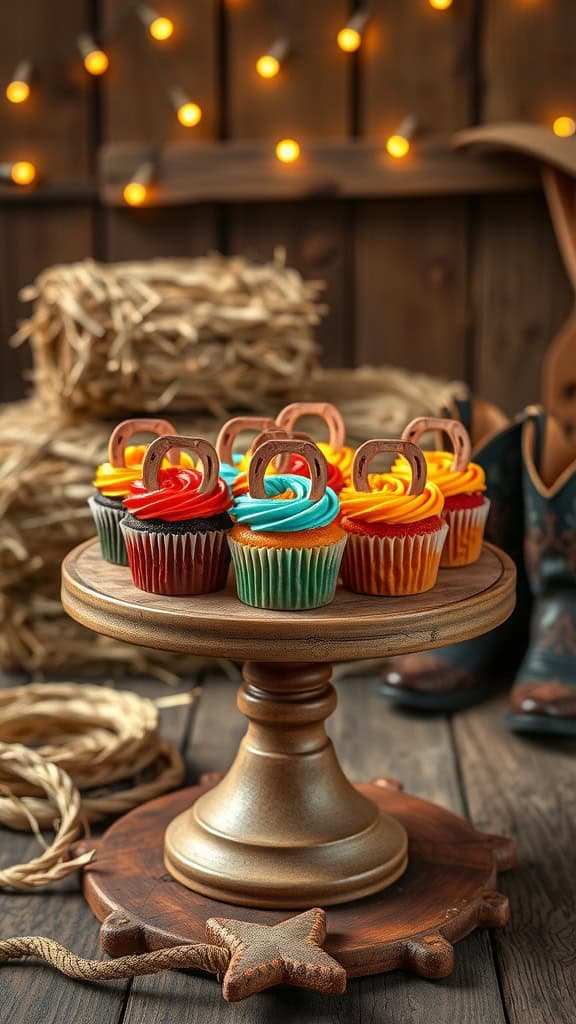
1 670 575 1024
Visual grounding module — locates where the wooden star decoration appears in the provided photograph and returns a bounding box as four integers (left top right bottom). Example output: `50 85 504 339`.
205 907 347 1001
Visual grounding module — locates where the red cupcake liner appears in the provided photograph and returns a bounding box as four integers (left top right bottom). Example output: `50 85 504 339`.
341 523 448 596
121 524 230 596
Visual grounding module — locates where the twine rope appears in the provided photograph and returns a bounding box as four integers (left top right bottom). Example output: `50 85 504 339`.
0 935 230 981
0 742 93 890
0 683 189 830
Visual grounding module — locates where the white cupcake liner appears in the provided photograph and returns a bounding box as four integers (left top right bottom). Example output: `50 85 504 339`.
229 536 347 610
88 495 128 566
441 498 491 567
121 523 230 595
341 523 448 596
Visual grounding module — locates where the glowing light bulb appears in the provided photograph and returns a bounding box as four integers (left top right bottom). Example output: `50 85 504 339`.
337 27 361 52
84 49 109 75
552 116 575 138
123 181 147 206
429 0 453 9
149 15 174 40
386 134 410 159
123 159 155 206
78 35 109 75
256 54 280 78
6 80 30 103
337 9 369 52
10 161 36 185
6 59 33 102
275 138 300 163
177 101 202 127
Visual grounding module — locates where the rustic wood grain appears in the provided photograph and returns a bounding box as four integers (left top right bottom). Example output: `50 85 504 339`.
227 0 348 141
98 139 538 204
101 0 216 143
61 539 516 662
0 0 91 183
362 0 475 138
453 694 576 1024
471 193 573 413
228 200 352 367
0 205 94 402
105 204 217 262
354 197 469 378
482 0 576 126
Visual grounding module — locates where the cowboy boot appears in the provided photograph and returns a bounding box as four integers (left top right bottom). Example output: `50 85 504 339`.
507 412 576 734
379 396 532 710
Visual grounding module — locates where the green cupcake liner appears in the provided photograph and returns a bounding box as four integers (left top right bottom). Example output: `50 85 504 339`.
88 495 128 566
229 536 347 610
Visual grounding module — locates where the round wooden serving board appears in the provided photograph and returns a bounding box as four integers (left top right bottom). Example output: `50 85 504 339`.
78 777 515 980
62 539 516 662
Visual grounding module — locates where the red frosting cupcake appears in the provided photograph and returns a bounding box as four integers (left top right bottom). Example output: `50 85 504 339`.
121 435 232 596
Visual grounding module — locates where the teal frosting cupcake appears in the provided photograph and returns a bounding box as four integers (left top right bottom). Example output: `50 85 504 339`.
228 439 347 610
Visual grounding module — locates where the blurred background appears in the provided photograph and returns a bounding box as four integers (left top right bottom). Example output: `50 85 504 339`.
0 0 574 413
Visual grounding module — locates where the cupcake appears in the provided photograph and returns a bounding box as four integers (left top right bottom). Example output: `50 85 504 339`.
276 402 355 485
339 439 447 596
400 417 490 568
89 418 192 565
228 439 346 610
216 416 278 493
121 435 232 596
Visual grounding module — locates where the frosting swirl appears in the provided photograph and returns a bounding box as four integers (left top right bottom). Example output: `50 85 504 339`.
124 466 231 522
316 442 355 483
231 473 339 533
94 445 194 498
219 452 243 490
393 451 486 497
231 450 279 497
339 473 444 525
288 453 345 494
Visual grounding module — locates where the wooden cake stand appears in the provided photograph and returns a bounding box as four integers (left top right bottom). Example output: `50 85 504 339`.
61 537 516 986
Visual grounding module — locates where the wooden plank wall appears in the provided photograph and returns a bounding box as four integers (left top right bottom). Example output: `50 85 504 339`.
0 0 574 410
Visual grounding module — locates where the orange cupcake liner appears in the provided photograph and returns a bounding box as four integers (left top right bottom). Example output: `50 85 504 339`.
440 498 490 568
341 523 448 596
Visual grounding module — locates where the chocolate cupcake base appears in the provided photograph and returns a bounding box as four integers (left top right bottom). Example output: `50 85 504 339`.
121 513 232 596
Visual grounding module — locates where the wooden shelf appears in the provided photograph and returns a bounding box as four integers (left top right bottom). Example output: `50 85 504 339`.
99 138 539 206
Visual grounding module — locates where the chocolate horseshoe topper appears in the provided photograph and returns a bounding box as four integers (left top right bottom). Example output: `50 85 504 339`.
248 439 328 502
142 435 219 495
216 416 278 466
248 428 292 472
401 417 471 473
352 439 427 496
275 402 346 453
108 418 179 468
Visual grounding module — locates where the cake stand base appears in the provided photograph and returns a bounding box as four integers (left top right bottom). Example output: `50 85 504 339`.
77 776 515 980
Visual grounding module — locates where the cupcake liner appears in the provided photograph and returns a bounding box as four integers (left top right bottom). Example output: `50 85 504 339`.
341 524 448 596
88 495 128 566
121 523 230 596
229 536 347 610
441 498 491 568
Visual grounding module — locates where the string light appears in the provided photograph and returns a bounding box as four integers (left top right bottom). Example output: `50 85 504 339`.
386 116 417 159
5 60 33 104
429 0 453 9
138 5 174 41
123 159 155 206
0 160 37 186
275 138 300 164
169 87 202 127
552 116 575 138
337 8 370 52
256 37 290 79
78 35 109 76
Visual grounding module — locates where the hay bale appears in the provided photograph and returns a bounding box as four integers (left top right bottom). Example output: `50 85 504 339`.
13 251 325 422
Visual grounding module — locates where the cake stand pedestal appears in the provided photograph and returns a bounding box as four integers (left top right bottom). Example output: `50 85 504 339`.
62 538 516 982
